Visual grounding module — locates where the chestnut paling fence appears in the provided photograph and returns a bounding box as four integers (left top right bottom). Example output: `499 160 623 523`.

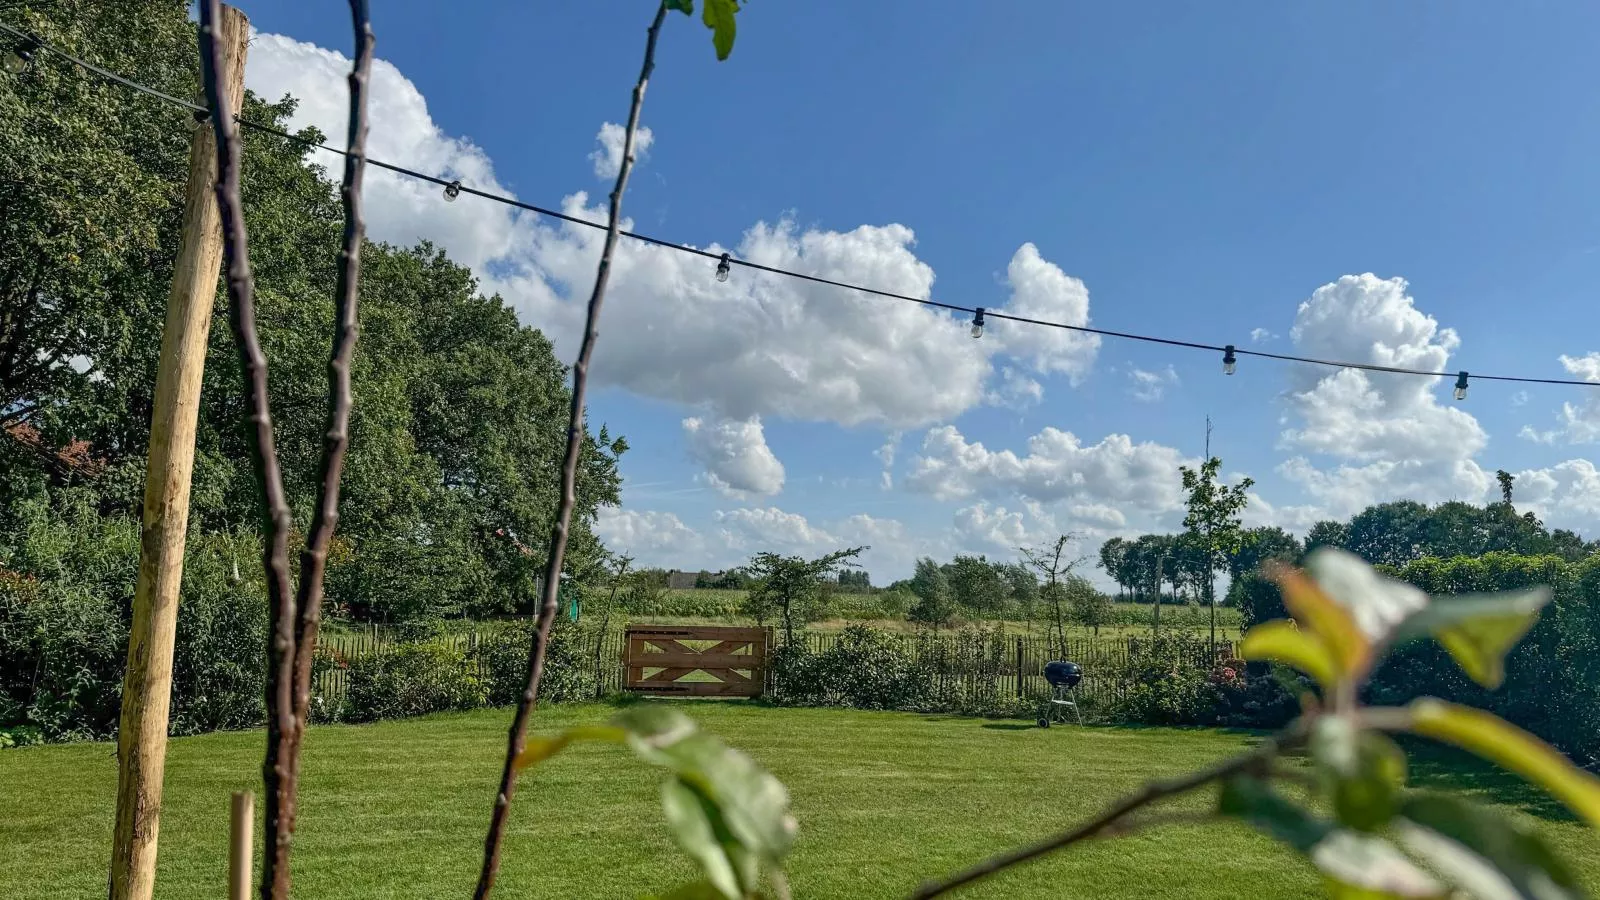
312 625 1234 711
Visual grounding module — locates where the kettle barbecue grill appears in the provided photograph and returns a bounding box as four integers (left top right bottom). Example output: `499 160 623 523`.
1037 660 1083 727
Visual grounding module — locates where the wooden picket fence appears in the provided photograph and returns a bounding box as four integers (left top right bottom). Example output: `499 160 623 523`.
313 622 1229 712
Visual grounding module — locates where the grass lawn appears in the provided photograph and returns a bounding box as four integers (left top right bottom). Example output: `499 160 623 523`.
3 704 1595 899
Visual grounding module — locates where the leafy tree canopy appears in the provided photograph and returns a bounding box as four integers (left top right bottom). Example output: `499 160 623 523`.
0 0 624 622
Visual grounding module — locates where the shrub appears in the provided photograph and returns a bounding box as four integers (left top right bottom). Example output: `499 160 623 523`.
1211 659 1304 729
1104 634 1219 726
1227 572 1287 628
1365 553 1600 767
344 642 487 722
471 619 592 706
770 625 930 710
0 495 267 741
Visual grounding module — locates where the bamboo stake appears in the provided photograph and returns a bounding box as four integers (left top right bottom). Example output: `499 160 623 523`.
108 9 248 900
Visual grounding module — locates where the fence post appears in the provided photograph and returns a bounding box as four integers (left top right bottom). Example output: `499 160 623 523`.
1015 637 1024 698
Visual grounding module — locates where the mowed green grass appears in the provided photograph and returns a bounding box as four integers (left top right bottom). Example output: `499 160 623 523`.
3 704 1595 899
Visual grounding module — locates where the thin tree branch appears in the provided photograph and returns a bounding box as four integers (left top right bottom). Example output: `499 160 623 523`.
283 0 371 839
908 722 1308 898
472 4 670 897
198 5 296 898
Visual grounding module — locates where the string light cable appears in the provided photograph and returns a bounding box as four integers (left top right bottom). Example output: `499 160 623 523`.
5 18 1597 394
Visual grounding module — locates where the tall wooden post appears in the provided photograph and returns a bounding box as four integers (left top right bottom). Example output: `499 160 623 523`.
109 8 249 900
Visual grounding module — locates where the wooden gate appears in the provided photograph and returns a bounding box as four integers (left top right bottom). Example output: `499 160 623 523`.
623 624 771 698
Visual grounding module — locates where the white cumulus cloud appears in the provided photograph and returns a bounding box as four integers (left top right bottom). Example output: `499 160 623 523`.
985 243 1101 381
953 503 1041 550
594 508 706 565
1520 353 1600 445
589 121 654 179
1274 274 1491 516
681 415 785 499
245 38 1103 430
1127 365 1178 402
905 425 1195 517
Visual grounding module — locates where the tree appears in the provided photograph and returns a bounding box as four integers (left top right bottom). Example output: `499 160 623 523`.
944 554 1008 623
1178 456 1253 652
1097 537 1131 598
1344 500 1432 566
1020 534 1084 649
998 562 1039 623
1497 468 1515 505
1063 575 1111 636
1227 526 1302 581
836 569 872 592
741 547 865 644
906 557 957 630
1304 520 1349 554
0 2 628 626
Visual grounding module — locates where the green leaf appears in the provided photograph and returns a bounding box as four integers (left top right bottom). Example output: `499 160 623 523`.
513 724 626 770
1219 775 1333 852
702 0 740 60
1241 620 1340 687
1309 832 1447 898
1395 793 1583 900
1390 589 1551 689
1275 561 1370 679
664 0 695 14
661 779 743 900
515 705 796 895
1219 776 1444 898
1306 548 1431 644
1310 718 1407 832
1407 699 1600 829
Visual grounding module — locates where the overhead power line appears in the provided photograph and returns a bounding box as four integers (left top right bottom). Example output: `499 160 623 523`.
5 19 1598 394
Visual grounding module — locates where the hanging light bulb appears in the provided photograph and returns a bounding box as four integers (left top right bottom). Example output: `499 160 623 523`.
443 180 461 202
1453 370 1469 401
715 252 731 283
971 307 985 339
4 34 40 77
1223 344 1237 375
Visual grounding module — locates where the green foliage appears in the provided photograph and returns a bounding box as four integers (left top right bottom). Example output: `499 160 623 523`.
1227 526 1302 580
471 619 591 707
0 2 626 636
343 643 487 723
740 547 864 643
1063 575 1112 635
1105 634 1218 726
1179 456 1253 618
0 490 266 740
666 0 744 61
1312 499 1596 567
906 557 957 628
768 626 931 710
1228 549 1600 897
515 705 795 900
1228 570 1289 628
944 554 1011 620
1364 553 1600 766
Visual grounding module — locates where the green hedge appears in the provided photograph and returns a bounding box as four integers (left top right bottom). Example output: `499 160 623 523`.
1367 553 1600 767
1 496 267 744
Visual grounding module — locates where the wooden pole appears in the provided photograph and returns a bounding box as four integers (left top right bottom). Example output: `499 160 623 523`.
229 792 254 900
109 9 249 900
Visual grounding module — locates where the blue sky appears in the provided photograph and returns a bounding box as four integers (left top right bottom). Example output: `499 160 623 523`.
234 1 1600 583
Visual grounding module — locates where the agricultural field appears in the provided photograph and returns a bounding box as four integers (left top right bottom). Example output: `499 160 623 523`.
4 702 1593 900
